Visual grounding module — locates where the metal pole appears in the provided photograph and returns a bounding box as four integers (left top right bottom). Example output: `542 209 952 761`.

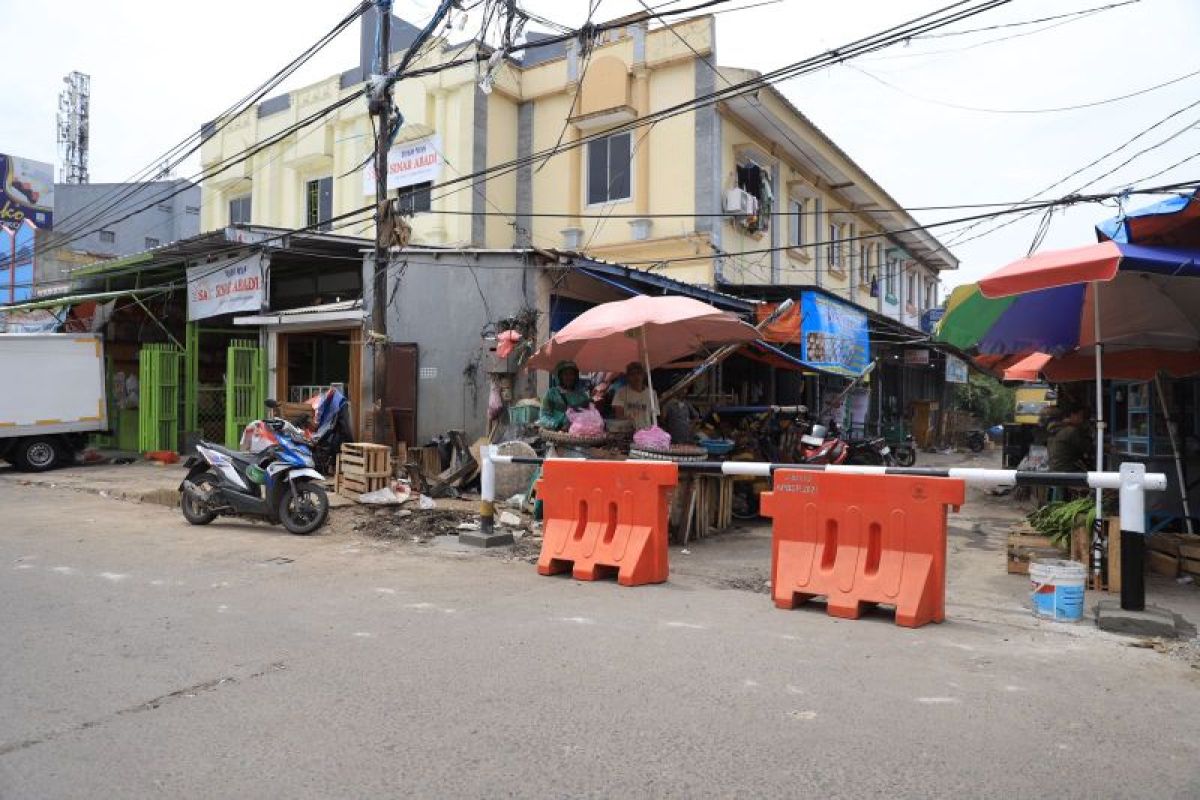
639 324 659 418
370 0 392 445
1091 281 1106 585
1119 461 1147 611
1153 372 1193 535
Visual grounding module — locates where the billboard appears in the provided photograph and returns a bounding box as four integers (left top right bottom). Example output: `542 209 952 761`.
799 291 871 377
187 253 265 321
945 354 969 384
0 154 54 229
362 134 443 195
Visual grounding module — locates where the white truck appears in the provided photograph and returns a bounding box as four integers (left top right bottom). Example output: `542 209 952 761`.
0 333 109 471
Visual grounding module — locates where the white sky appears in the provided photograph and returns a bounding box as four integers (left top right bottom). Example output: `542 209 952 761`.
3 0 1197 289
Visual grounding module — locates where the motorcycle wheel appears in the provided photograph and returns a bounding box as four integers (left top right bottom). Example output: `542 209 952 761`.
181 473 220 526
893 447 917 467
847 450 884 466
278 481 329 535
731 485 760 520
968 435 985 453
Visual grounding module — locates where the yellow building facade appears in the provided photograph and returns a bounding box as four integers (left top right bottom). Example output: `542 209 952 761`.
199 12 955 322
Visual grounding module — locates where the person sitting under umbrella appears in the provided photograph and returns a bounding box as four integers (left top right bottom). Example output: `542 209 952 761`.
611 361 659 431
537 360 591 431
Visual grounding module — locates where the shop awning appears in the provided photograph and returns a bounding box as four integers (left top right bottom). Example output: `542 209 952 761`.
0 287 161 313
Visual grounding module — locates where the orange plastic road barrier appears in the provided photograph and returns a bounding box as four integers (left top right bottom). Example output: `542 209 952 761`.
536 460 678 586
761 470 965 628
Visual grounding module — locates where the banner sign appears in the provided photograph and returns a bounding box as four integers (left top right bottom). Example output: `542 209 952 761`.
799 291 870 377
904 348 931 365
0 154 54 229
945 354 969 384
362 135 442 195
187 253 265 321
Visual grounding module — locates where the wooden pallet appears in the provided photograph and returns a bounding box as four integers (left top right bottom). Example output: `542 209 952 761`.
1006 527 1062 575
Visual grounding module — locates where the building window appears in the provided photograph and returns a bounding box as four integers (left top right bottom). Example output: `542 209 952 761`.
859 244 870 287
925 279 936 310
229 195 252 225
587 132 632 205
397 181 432 214
306 176 333 232
145 237 160 249
827 223 842 270
99 230 115 244
907 271 917 308
789 198 805 248
885 256 897 297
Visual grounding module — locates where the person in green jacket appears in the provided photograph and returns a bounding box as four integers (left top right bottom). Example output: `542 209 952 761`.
538 360 591 431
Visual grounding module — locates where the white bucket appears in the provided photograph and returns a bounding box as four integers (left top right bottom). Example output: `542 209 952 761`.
1029 559 1087 622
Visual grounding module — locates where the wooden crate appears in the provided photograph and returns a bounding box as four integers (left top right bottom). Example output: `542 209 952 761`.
1006 529 1063 575
1148 549 1180 578
334 443 392 502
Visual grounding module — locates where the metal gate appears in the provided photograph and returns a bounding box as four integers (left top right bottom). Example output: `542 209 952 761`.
225 339 265 448
138 343 183 452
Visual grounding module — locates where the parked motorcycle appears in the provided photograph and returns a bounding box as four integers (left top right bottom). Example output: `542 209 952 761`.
890 434 917 467
798 424 850 465
178 400 330 535
965 429 987 453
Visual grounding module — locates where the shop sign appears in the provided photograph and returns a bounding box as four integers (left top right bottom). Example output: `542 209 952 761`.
187 253 265 321
904 348 931 365
945 354 969 384
362 135 443 195
0 154 54 229
799 291 870 376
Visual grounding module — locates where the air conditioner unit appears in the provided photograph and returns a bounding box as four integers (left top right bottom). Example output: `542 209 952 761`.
724 187 756 215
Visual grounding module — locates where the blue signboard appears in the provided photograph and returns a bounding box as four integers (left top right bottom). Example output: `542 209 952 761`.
799 291 870 377
0 154 54 230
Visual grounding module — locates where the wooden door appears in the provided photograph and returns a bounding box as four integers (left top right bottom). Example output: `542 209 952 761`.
384 343 418 447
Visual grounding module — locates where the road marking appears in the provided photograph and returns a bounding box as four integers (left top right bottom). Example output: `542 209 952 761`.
353 631 374 638
217 605 229 613
558 616 594 624
51 566 76 575
788 710 818 720
405 602 435 610
915 697 961 704
785 684 805 695
149 579 166 586
98 572 129 582
743 679 760 688
13 564 34 570
374 588 397 595
663 621 706 630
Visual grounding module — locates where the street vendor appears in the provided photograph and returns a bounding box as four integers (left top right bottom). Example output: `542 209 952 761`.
537 360 591 431
611 361 659 430
1047 402 1092 473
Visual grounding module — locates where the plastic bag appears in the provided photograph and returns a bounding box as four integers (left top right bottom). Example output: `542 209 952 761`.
496 329 522 358
633 425 671 450
566 406 604 436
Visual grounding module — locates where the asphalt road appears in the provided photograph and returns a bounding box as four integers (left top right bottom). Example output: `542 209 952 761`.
2 481 1198 799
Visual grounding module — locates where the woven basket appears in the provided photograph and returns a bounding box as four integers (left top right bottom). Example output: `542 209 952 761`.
539 428 610 447
628 444 708 463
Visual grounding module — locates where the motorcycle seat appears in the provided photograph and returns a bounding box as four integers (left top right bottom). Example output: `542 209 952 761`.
198 441 260 465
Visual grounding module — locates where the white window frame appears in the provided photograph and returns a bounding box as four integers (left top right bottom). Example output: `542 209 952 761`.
587 131 634 206
827 223 842 271
789 197 806 248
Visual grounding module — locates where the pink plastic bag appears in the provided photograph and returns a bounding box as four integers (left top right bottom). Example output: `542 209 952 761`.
632 425 671 450
566 406 604 436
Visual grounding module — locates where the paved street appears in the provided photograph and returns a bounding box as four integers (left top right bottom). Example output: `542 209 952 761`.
2 478 1199 799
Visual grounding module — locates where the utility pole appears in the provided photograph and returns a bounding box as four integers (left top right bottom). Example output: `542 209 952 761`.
370 0 393 445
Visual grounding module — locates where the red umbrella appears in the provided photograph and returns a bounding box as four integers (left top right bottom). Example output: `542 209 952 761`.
526 295 759 416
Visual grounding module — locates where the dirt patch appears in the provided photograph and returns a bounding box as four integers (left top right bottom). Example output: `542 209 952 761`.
330 506 479 543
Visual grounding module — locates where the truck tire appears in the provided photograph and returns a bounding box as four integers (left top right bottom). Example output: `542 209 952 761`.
13 437 65 472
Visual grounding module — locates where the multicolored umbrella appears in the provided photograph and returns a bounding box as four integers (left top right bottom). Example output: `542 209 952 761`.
1096 188 1200 248
938 241 1200 356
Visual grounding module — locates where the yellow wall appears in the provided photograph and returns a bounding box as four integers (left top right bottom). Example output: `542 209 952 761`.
199 14 948 317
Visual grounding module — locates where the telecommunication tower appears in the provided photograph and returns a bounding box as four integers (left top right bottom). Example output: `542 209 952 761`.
57 71 91 184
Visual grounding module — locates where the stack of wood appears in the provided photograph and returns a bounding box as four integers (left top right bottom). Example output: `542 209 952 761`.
671 475 735 545
334 443 392 502
1148 533 1200 580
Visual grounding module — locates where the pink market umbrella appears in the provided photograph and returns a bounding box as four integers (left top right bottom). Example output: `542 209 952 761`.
525 295 759 416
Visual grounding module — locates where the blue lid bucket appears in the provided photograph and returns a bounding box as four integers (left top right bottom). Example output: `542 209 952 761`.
1030 559 1087 622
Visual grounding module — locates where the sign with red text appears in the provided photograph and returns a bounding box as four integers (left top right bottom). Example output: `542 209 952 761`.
187 253 265 321
362 135 442 195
